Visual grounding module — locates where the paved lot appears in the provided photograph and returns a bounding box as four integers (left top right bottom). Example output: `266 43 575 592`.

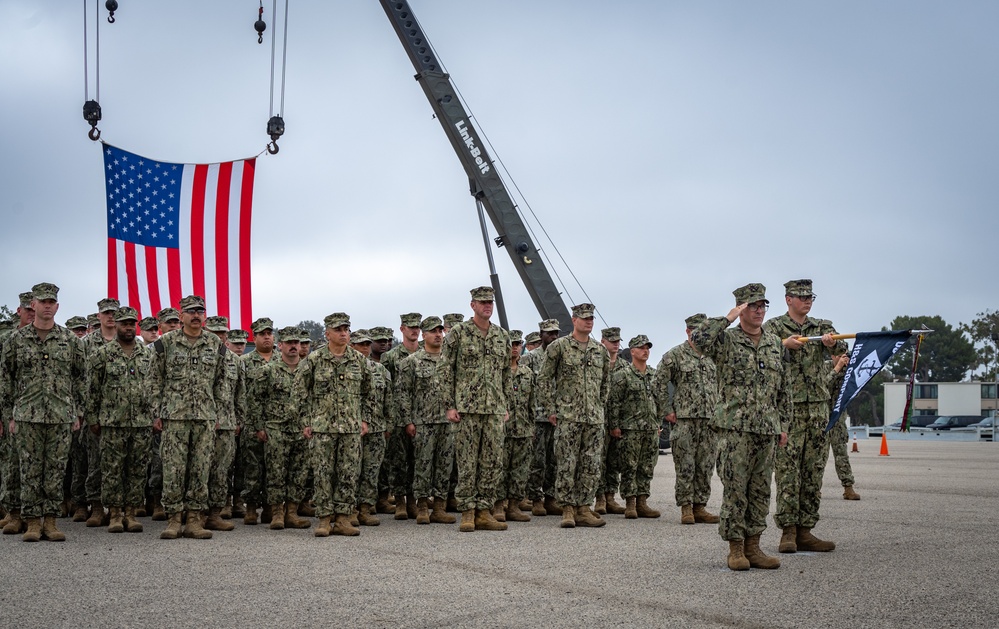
2 439 996 628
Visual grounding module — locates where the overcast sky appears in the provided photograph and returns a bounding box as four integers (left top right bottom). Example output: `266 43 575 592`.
2 1 997 366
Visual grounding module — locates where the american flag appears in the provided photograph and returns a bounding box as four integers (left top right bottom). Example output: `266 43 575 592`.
103 143 255 330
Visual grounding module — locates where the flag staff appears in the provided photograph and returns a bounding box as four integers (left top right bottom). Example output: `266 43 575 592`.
794 328 934 343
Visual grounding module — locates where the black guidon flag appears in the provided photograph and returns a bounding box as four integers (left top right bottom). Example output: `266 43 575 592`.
826 330 912 432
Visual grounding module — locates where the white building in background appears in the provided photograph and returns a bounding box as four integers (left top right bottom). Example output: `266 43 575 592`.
883 382 998 422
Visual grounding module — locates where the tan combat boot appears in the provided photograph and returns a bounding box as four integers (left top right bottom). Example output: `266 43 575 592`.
124 507 144 533
183 511 213 539
680 504 695 525
0 507 8 527
744 534 781 569
220 496 233 520
574 505 606 528
394 494 408 520
231 499 246 519
243 502 259 525
727 540 750 571
260 504 273 525
2 510 24 534
492 500 507 523
778 525 797 553
314 515 332 537
41 515 66 542
332 514 360 536
160 512 183 539
796 527 835 552
205 507 235 531
446 494 458 512
518 498 532 512
269 504 285 530
416 498 431 525
543 496 563 516
22 517 42 542
430 498 456 524
531 499 547 517
843 486 861 500
86 501 106 527
72 504 90 522
692 503 718 523
474 508 508 531
375 491 394 514
459 509 476 532
594 493 607 514
636 495 661 518
560 505 576 528
108 507 125 533
358 503 381 526
605 493 627 515
298 500 317 517
505 498 531 522
285 502 312 529
151 496 167 521
624 496 638 519
349 509 360 527
405 493 418 520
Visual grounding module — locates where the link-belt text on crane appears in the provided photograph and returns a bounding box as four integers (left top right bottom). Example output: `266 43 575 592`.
455 120 491 175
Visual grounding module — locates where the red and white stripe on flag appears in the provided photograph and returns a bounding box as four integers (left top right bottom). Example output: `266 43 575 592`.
104 144 255 332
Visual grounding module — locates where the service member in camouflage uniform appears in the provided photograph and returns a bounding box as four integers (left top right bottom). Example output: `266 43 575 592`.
66 316 89 338
150 295 227 540
356 326 395 526
441 287 512 533
0 282 87 542
596 326 628 516
524 331 541 353
0 292 35 535
764 279 846 554
691 283 789 570
608 334 662 519
442 313 464 335
498 330 534 523
223 329 250 519
381 312 421 519
827 353 859 500
653 313 721 525
295 313 372 537
537 303 610 529
524 318 562 517
203 317 246 531
87 307 153 533
396 316 456 525
138 317 160 345
147 307 181 521
240 317 276 525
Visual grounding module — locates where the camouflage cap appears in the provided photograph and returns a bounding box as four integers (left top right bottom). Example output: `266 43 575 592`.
784 279 815 297
509 329 523 344
18 292 34 309
178 295 206 311
228 329 249 343
420 316 444 332
539 318 560 332
298 329 313 343
205 316 229 332
733 283 768 305
470 286 495 301
277 326 301 342
87 314 100 327
525 331 541 345
400 312 422 328
685 313 707 328
571 303 595 319
31 282 59 301
0 319 14 332
139 316 160 331
368 326 394 341
114 306 139 323
628 334 653 349
251 317 274 334
324 312 351 329
97 297 121 313
443 313 465 328
601 327 621 342
350 329 373 344
156 307 181 323
65 316 89 330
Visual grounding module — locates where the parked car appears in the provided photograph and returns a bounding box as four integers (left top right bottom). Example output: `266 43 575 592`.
927 415 983 431
887 415 937 430
967 417 995 429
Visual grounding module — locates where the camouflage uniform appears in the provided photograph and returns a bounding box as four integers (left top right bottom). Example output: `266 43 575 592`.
440 310 512 512
763 288 845 530
396 348 453 501
209 341 245 509
150 326 227 515
87 330 154 510
0 315 26 514
502 360 536 502
607 360 658 498
827 363 855 487
293 325 373 518
147 307 181 506
80 329 117 505
537 329 610 508
257 357 310 505
380 319 419 499
239 345 273 507
598 348 629 499
653 331 720 507
523 334 557 502
691 286 790 542
358 357 393 508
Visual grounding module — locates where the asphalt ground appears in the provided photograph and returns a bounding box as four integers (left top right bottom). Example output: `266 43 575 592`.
2 439 996 628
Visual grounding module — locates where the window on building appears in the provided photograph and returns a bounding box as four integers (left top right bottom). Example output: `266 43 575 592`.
914 384 938 399
982 384 997 399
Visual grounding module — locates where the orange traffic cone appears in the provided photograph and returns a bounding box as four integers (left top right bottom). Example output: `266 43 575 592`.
851 435 859 453
878 433 889 456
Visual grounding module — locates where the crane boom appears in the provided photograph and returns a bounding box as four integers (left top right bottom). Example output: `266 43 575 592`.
379 0 572 332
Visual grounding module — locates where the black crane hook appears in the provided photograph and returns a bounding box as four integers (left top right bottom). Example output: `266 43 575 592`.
83 100 102 141
266 115 284 154
255 3 266 44
105 0 118 23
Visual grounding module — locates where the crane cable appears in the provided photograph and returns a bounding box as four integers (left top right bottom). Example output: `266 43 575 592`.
82 0 103 140
265 0 291 154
